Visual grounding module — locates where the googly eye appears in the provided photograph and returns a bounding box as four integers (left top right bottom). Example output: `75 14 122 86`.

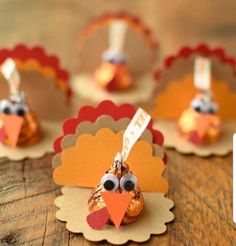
0 100 14 115
191 99 203 113
13 103 29 117
105 56 115 64
120 174 137 192
208 103 217 114
101 173 119 192
196 102 215 114
103 52 126 64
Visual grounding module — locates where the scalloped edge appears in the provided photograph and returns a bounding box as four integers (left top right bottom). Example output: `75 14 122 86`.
154 43 236 82
79 10 158 52
0 121 60 161
54 100 164 153
55 187 174 245
0 44 72 99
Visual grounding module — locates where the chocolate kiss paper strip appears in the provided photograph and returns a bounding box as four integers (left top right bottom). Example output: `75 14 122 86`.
108 20 127 56
121 108 151 161
1 58 21 96
194 56 211 91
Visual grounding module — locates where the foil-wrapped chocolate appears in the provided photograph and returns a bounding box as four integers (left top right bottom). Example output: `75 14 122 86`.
88 153 144 226
0 58 41 147
178 91 222 145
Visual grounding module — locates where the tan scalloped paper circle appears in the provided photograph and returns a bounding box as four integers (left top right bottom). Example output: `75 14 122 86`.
71 73 156 104
52 115 164 169
0 73 72 121
55 186 174 245
0 121 60 160
156 120 236 156
61 115 153 151
53 118 164 169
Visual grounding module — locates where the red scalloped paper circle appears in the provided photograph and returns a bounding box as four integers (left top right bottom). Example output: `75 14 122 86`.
154 43 236 82
0 44 72 98
80 10 158 52
54 100 164 153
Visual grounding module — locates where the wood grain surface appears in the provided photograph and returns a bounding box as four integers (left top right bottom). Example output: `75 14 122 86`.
0 0 236 245
0 151 235 245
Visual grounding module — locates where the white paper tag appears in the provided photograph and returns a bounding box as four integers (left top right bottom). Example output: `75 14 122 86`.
194 57 211 91
233 133 236 223
109 20 127 55
121 108 151 161
1 58 20 94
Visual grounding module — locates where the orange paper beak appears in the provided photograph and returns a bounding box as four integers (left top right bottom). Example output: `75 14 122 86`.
101 192 132 229
196 114 213 138
0 114 24 147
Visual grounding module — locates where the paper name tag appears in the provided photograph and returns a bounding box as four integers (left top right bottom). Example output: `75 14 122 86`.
109 20 127 54
233 134 236 223
1 58 20 94
121 108 151 161
194 57 211 90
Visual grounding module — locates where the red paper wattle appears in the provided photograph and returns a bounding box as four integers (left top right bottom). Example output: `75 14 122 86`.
86 207 110 230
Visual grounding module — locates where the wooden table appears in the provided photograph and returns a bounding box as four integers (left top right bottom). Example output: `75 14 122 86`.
0 150 235 245
1 0 236 245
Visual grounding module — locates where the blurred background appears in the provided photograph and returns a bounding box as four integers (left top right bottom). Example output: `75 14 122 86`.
1 0 236 75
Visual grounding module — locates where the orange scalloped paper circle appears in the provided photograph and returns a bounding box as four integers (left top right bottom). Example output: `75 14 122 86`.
153 74 236 121
53 128 168 193
55 187 174 245
16 59 56 79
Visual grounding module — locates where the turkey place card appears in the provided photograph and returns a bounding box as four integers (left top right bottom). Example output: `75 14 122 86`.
71 11 158 110
0 44 72 160
52 100 174 245
152 43 236 156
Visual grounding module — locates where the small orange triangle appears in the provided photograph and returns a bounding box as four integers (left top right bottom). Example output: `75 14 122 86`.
0 114 24 147
101 192 132 229
196 115 213 138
